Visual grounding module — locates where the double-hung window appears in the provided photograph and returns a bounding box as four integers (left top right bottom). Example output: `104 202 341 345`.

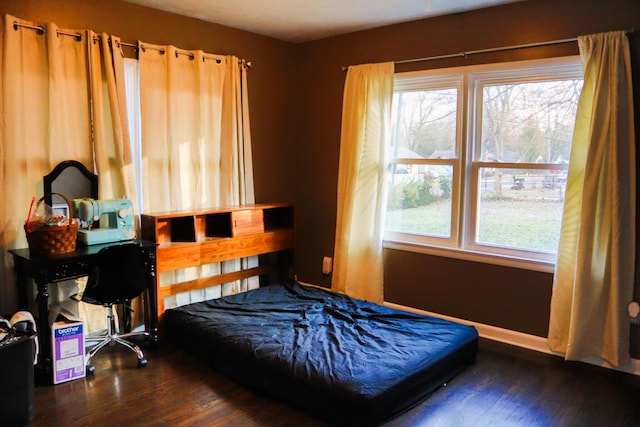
385 57 583 270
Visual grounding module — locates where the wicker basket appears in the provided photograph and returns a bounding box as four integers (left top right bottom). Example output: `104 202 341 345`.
24 193 78 256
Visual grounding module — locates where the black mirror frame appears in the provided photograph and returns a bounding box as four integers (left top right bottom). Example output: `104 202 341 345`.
43 160 98 206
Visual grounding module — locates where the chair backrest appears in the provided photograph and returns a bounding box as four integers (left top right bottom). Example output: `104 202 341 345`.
83 244 149 304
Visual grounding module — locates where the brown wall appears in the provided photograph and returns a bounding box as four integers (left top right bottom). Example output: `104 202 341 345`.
3 0 640 347
384 250 553 336
1 0 298 205
294 0 640 341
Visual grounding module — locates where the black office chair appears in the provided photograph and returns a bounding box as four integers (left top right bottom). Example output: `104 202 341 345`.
79 243 150 374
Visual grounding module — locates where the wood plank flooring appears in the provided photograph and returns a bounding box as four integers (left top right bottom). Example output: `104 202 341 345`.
24 338 640 426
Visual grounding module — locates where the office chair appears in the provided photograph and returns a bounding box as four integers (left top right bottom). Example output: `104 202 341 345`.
78 243 150 374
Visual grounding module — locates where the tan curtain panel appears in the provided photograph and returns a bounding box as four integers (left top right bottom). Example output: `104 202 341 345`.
548 31 636 367
138 45 255 307
332 62 394 303
138 44 227 211
0 15 92 314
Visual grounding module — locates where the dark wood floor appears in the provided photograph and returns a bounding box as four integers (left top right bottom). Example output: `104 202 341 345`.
25 338 640 427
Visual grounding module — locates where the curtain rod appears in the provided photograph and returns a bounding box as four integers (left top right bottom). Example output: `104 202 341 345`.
12 21 252 68
341 29 634 71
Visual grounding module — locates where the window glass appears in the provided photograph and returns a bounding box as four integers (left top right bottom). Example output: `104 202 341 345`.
391 88 458 158
387 163 453 237
386 85 458 240
386 58 583 267
476 167 567 252
480 80 581 163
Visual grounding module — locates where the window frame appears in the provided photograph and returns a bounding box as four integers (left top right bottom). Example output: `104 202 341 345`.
387 73 464 249
384 56 583 272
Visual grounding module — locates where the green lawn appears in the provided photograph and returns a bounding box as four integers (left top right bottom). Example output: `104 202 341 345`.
386 198 564 252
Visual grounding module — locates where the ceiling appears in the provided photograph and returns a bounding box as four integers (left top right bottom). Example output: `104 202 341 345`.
122 0 522 43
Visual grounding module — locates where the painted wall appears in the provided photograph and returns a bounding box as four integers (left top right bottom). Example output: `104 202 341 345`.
293 0 640 348
3 0 640 354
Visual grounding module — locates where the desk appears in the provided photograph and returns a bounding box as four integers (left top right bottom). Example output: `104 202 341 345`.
9 241 158 382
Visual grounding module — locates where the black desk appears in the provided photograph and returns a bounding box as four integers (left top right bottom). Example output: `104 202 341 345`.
9 241 158 382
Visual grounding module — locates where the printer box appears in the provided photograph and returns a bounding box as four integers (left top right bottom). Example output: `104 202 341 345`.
51 321 85 384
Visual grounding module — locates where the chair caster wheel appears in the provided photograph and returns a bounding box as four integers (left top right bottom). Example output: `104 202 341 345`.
86 364 96 375
138 358 147 368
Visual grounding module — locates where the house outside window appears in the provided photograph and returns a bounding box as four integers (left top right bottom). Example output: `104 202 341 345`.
384 57 584 271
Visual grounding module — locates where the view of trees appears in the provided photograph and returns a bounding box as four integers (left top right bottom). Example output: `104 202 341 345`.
390 78 582 164
386 73 583 252
391 88 457 159
481 79 582 164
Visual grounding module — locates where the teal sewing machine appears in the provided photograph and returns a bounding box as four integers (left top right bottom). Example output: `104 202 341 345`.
74 198 136 245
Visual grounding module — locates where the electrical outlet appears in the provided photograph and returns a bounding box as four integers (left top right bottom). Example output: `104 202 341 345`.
629 301 640 324
322 256 333 275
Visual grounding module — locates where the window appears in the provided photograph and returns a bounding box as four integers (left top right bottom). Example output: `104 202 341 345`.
124 58 144 210
385 57 583 270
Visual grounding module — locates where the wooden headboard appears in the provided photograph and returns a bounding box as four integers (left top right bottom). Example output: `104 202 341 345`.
141 203 295 322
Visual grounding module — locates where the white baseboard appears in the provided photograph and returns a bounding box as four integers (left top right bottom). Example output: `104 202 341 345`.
383 301 640 377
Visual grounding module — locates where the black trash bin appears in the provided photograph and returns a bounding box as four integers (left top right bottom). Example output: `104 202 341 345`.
0 329 36 426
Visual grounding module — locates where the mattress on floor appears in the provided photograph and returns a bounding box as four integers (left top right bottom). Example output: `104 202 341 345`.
164 280 478 425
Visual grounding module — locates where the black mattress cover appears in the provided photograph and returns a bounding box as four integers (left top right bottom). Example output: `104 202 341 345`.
165 281 478 425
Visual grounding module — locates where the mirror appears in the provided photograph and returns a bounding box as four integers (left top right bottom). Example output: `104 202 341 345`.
43 160 98 209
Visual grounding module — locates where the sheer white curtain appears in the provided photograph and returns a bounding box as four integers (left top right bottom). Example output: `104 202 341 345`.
548 31 636 367
138 44 255 309
332 62 394 303
0 15 92 314
87 32 143 328
88 32 137 205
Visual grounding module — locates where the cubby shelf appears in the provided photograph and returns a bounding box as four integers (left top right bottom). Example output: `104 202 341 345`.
141 203 295 320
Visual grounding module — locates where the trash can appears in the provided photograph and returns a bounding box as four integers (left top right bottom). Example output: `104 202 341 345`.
0 330 36 426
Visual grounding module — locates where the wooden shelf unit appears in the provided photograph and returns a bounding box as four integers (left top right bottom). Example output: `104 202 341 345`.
141 203 295 320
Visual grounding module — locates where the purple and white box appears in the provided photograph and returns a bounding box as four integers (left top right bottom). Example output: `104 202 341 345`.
51 321 85 384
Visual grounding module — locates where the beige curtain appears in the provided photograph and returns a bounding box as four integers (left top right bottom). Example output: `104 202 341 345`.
224 56 255 206
332 62 394 303
224 56 258 287
548 31 636 367
0 15 92 314
138 45 255 308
